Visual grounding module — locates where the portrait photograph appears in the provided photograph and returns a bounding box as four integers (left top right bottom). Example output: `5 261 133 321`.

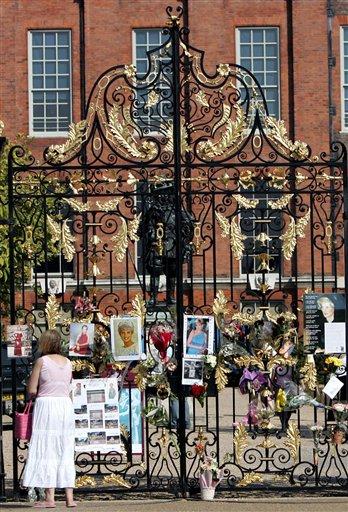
304 293 345 352
69 322 95 358
183 315 214 358
6 324 32 358
182 357 204 385
38 277 66 296
110 316 142 361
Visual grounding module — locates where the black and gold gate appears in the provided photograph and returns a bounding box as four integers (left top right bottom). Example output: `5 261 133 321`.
1 4 348 498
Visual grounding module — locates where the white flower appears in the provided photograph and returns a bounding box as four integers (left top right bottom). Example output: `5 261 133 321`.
333 403 345 412
204 355 217 368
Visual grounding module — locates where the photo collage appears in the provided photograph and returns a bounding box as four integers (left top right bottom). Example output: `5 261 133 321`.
73 377 123 453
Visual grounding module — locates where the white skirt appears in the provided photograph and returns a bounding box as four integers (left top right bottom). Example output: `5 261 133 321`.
23 396 75 489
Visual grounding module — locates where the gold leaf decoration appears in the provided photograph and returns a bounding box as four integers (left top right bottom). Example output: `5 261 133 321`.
61 219 76 262
164 120 191 154
284 422 301 462
235 194 259 209
280 210 310 260
75 476 96 488
120 424 130 439
47 120 87 163
196 104 246 160
128 213 142 242
195 90 209 107
231 311 263 325
132 363 148 391
127 172 137 186
96 198 122 212
267 355 295 373
46 215 60 244
103 474 131 488
71 359 96 373
215 361 231 391
239 170 255 189
45 295 60 330
212 290 231 318
217 63 231 77
237 472 263 487
0 119 4 135
234 355 263 370
129 293 146 325
265 116 310 160
269 195 293 210
108 104 157 160
212 104 232 136
124 64 136 78
233 424 248 465
215 211 246 260
146 90 160 108
63 198 92 212
111 217 128 262
300 360 317 392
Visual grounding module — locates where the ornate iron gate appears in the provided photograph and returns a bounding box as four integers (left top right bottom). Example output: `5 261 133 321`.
2 4 348 497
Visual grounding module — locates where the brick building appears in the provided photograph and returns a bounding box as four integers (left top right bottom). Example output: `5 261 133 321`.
0 0 347 318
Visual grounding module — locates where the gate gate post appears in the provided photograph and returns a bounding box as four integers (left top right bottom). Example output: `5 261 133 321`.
343 147 348 400
0 136 7 500
169 14 187 495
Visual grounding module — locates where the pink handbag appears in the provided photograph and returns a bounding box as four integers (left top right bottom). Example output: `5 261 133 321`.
15 400 33 441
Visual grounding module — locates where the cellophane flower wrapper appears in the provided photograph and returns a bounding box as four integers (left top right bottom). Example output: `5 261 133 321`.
199 469 222 489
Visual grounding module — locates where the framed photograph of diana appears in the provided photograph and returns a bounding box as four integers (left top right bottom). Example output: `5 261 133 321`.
183 315 214 358
110 316 142 361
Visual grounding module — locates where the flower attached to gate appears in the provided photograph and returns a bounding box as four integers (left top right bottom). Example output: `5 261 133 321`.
190 383 207 407
149 322 175 364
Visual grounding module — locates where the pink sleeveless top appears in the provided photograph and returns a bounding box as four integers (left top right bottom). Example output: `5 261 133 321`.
37 355 72 398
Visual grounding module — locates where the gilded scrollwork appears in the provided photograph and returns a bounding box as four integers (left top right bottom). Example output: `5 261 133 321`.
215 211 246 260
265 116 310 160
196 104 247 160
280 210 311 260
47 120 87 163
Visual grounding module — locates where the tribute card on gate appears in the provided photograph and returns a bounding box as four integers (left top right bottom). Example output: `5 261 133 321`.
73 377 124 454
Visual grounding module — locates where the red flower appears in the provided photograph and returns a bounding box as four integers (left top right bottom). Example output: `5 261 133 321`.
190 384 206 398
149 325 174 361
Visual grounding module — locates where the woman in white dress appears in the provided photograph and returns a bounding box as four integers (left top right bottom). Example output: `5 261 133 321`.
23 329 76 508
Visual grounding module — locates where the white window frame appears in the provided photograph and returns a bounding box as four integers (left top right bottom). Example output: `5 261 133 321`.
28 30 72 137
236 27 280 119
340 26 348 132
132 28 172 133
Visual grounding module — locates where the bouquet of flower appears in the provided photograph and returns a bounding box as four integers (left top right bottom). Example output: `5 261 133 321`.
199 456 222 491
331 402 348 424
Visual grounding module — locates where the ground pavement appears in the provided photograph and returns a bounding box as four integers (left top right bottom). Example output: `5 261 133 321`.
1 497 348 512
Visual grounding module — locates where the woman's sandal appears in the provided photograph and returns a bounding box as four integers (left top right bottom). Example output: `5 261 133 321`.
66 502 77 508
33 502 56 509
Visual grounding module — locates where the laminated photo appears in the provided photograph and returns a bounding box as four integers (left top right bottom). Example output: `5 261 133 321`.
69 323 95 358
110 316 142 361
6 324 32 358
183 315 214 358
182 357 204 385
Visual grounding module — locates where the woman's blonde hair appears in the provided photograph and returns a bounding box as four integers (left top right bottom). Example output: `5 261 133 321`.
39 329 62 355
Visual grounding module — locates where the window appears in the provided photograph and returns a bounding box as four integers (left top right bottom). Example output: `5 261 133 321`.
133 29 172 132
240 188 281 275
237 27 280 118
29 30 72 136
341 27 348 130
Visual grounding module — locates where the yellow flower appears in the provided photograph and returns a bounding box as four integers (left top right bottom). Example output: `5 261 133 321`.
325 356 343 367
